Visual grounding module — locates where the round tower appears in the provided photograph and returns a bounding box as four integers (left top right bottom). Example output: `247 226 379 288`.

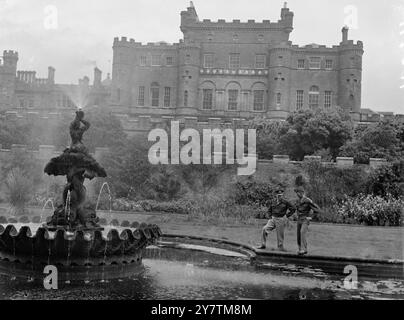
268 43 292 119
177 41 201 116
337 27 364 112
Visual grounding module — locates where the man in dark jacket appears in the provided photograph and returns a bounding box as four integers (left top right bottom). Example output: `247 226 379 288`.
257 187 295 251
294 186 321 255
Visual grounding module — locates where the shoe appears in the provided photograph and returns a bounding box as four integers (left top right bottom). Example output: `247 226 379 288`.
257 245 266 250
297 250 308 256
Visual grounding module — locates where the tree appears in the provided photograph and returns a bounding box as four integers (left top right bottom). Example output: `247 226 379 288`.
0 118 31 149
248 119 285 160
100 136 153 199
279 108 353 160
340 120 403 163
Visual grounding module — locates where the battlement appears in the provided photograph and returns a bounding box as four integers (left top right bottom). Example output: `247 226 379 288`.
113 37 179 49
3 50 18 57
181 3 293 31
184 18 287 30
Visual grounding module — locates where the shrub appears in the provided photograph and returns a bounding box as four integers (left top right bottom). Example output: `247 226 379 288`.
233 179 284 207
4 168 33 216
365 161 404 199
303 161 368 209
335 194 403 226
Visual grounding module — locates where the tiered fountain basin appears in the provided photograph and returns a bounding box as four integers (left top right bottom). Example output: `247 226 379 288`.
0 216 161 282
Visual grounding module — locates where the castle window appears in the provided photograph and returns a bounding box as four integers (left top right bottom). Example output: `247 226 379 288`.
140 56 147 66
229 53 240 69
204 54 214 68
296 90 304 110
297 59 305 69
309 57 321 69
324 91 332 108
117 89 121 102
19 99 24 108
185 54 191 64
253 90 264 111
166 57 173 66
184 91 188 107
276 93 282 105
258 34 264 42
150 82 160 107
202 89 213 110
228 90 239 111
255 55 266 69
164 87 171 108
138 86 145 106
309 86 319 109
325 60 333 69
233 34 239 41
151 54 161 66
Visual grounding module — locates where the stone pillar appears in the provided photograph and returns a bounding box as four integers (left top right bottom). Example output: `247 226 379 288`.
273 155 290 164
336 157 354 167
369 158 387 169
304 155 322 162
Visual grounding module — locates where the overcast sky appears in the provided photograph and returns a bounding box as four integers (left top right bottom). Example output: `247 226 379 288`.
0 0 403 113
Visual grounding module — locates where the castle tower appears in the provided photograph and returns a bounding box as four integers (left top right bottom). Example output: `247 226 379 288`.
337 27 364 112
178 3 201 116
268 42 292 119
0 50 18 111
111 37 134 110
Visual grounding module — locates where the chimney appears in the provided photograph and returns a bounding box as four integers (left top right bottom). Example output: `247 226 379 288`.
48 66 55 84
342 26 349 43
94 67 102 87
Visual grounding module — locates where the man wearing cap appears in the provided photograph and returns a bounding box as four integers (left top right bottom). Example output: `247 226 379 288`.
258 187 295 251
294 186 321 255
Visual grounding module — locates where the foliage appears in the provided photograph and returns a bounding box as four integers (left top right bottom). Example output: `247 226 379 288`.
144 166 182 201
278 108 353 160
233 178 285 207
248 119 286 160
4 168 33 216
303 161 368 209
101 136 153 199
340 120 403 164
0 118 31 149
334 194 403 226
365 160 404 199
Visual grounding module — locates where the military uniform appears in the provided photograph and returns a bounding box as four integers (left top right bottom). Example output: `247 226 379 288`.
261 197 295 250
295 195 320 254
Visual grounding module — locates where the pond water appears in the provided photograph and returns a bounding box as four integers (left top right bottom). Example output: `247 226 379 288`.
0 243 403 300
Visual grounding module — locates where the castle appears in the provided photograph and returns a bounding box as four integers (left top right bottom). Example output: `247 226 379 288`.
0 51 111 113
0 3 402 132
110 3 364 121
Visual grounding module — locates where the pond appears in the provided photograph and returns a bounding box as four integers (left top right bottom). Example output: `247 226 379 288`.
0 242 403 300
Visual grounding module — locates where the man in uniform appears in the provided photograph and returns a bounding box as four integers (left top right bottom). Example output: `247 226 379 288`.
257 187 295 251
294 186 321 255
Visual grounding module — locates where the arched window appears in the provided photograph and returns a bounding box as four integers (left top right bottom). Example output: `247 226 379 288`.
309 86 319 109
150 82 160 107
184 90 188 107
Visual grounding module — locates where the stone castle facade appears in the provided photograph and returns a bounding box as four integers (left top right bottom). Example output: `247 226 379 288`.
1 3 402 130
0 51 111 114
110 3 364 121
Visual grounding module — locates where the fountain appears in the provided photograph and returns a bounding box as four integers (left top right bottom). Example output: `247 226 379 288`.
0 110 161 282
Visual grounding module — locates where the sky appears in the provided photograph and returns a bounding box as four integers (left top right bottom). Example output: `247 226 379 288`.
0 0 403 113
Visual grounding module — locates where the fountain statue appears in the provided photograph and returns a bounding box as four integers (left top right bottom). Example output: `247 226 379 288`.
44 110 107 229
0 110 162 282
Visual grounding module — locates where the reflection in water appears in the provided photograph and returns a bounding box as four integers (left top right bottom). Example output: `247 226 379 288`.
0 245 403 300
